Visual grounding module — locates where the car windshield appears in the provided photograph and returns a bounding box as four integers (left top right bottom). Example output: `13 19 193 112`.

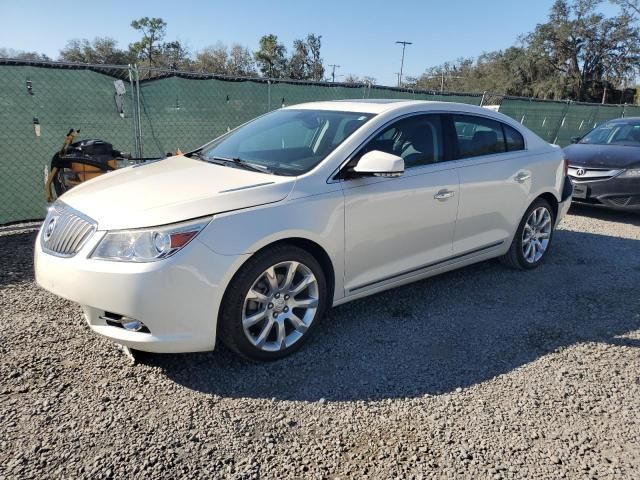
579 120 640 146
198 109 375 175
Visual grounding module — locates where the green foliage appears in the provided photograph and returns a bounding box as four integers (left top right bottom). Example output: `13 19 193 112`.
59 37 133 65
129 17 168 67
195 43 257 77
254 34 288 78
0 48 51 61
410 0 640 103
288 34 325 81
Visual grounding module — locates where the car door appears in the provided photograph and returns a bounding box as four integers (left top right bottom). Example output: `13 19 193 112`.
448 114 531 254
340 114 460 294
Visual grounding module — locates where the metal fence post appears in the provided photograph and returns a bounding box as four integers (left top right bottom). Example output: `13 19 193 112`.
127 65 140 158
267 80 271 111
552 100 571 145
134 65 143 157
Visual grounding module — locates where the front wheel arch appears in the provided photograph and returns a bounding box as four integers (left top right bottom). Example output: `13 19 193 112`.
217 242 330 360
218 237 336 321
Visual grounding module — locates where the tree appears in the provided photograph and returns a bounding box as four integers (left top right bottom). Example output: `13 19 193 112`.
160 40 191 70
195 44 229 73
286 34 324 80
288 39 309 79
129 17 167 66
527 0 640 101
611 0 640 15
195 43 256 76
227 44 257 76
409 0 640 102
254 34 287 78
343 74 361 84
306 34 324 81
59 37 132 64
0 48 50 61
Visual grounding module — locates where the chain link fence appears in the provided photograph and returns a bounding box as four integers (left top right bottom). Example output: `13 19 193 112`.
0 58 637 225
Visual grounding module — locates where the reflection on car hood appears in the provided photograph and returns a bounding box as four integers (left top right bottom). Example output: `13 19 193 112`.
59 155 296 230
563 143 640 169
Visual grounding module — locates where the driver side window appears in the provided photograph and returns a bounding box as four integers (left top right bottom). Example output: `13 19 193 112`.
360 114 444 169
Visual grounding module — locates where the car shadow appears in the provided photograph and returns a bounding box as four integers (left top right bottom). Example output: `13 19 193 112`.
569 202 640 226
142 227 640 401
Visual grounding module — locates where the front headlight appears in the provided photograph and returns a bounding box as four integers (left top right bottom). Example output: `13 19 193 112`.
90 217 212 262
620 169 640 178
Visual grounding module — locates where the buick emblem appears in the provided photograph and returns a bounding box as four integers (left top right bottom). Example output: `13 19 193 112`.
44 217 57 241
576 168 586 176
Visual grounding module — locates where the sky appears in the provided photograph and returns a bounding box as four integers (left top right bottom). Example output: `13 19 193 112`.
0 0 621 87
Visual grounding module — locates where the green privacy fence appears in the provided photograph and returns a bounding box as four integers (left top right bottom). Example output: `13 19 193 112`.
134 74 483 158
497 98 636 146
0 59 637 225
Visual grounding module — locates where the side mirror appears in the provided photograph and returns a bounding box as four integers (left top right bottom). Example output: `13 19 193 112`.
570 136 582 144
353 150 404 178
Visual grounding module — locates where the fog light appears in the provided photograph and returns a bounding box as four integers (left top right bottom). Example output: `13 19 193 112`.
121 318 145 332
99 312 150 333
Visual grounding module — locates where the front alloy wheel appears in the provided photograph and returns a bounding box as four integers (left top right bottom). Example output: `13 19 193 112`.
242 261 319 352
219 245 327 361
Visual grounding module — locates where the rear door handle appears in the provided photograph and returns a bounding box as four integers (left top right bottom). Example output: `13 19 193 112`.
515 172 531 183
434 189 455 200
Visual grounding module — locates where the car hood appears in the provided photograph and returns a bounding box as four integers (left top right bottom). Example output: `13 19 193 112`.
59 155 295 230
563 143 640 169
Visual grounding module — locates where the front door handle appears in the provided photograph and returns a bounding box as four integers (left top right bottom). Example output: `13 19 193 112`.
434 189 455 200
515 172 531 183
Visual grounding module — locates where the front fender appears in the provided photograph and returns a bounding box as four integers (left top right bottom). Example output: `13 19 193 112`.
197 188 346 301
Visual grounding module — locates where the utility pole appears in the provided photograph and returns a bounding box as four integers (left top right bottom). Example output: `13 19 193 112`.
395 41 412 87
328 64 341 83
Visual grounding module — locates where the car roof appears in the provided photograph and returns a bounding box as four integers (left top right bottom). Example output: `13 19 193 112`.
284 99 486 115
606 117 640 123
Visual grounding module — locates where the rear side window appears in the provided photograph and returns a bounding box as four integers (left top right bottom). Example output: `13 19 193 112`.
453 115 506 158
503 124 525 151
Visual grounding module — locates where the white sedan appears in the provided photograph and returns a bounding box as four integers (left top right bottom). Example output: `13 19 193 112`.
35 100 573 361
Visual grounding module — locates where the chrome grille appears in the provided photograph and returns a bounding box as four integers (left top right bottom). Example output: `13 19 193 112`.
568 166 622 182
41 202 96 257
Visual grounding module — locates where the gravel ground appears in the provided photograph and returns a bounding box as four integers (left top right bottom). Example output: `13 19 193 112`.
1 204 639 479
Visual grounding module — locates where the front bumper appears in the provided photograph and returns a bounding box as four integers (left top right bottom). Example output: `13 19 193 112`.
556 176 573 226
34 229 248 353
569 174 640 210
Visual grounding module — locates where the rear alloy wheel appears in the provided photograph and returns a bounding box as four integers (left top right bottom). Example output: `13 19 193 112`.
500 198 555 270
521 206 552 264
219 245 327 361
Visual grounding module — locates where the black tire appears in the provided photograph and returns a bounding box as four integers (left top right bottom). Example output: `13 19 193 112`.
500 198 555 270
218 244 328 361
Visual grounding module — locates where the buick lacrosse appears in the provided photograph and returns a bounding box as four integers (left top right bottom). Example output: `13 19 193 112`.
35 100 573 360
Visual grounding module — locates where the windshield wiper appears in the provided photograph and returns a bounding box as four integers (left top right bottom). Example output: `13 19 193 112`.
210 155 272 174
